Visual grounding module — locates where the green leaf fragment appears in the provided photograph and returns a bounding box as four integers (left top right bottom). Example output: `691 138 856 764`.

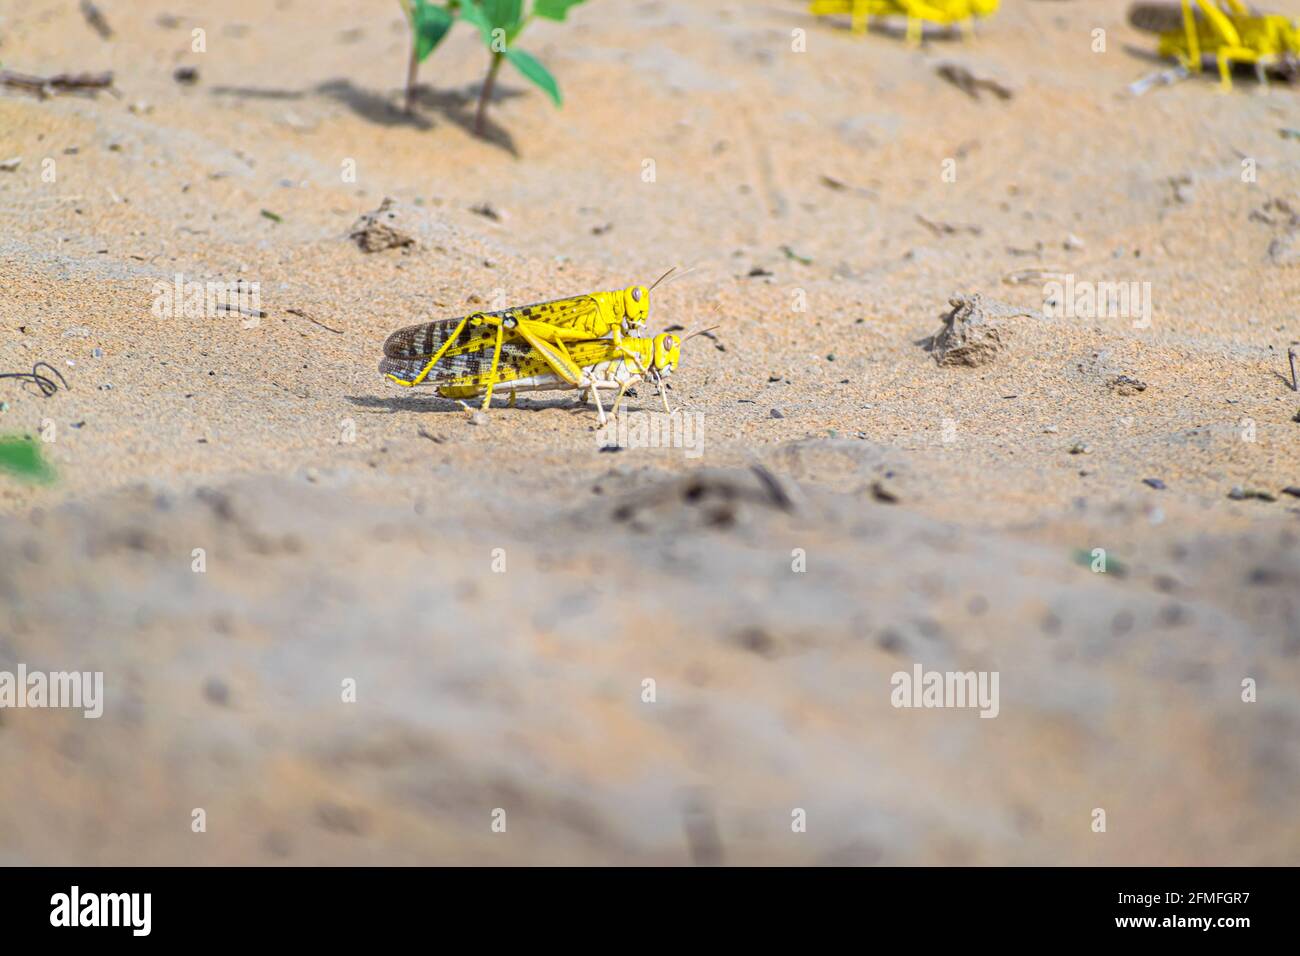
412 0 455 62
534 0 587 22
0 436 55 483
505 47 561 106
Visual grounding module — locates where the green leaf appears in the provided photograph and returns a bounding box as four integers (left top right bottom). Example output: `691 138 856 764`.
412 1 455 63
534 0 586 22
463 0 520 32
0 436 54 483
505 47 561 106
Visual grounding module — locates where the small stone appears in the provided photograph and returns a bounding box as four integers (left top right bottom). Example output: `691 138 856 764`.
91 347 104 358
769 408 784 419
173 66 199 85
1043 424 1058 433
1281 486 1300 498
1064 233 1085 251
870 481 899 504
469 410 489 426
1228 485 1246 500
203 677 230 706
1143 478 1166 490
1069 442 1091 455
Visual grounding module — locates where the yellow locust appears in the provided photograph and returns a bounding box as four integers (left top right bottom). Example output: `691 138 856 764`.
379 327 714 425
380 272 689 400
1129 0 1300 89
809 0 1000 44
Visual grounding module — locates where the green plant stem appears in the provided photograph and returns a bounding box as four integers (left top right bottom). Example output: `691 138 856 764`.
399 0 416 113
474 51 503 136
405 38 420 113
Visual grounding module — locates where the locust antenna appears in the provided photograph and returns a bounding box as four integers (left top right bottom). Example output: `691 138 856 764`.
649 267 677 291
681 325 721 343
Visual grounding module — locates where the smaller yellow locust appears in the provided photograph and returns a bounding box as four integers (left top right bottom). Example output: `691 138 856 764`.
1129 0 1300 89
810 0 999 45
380 271 686 404
378 327 716 425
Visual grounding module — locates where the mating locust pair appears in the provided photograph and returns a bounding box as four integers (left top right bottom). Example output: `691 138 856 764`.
378 271 713 425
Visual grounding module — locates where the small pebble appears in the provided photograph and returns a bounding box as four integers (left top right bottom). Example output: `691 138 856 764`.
1069 442 1090 455
203 677 230 706
92 347 104 358
1143 478 1166 490
770 408 784 419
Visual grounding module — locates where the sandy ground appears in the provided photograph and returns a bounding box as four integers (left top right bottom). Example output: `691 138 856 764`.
0 0 1298 864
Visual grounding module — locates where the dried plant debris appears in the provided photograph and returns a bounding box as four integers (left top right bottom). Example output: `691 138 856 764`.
1108 374 1149 395
349 197 417 253
79 0 113 39
935 63 1013 101
927 293 1037 367
0 69 114 97
916 214 982 237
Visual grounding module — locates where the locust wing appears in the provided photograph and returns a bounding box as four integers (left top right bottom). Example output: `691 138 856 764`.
382 295 603 360
379 337 540 386
1128 1 1196 34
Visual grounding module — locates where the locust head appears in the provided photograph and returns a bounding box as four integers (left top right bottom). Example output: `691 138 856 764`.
652 333 681 375
622 284 650 327
650 325 717 379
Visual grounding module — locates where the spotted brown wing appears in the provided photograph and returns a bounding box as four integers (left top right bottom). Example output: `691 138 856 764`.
1128 1 1193 34
380 337 552 387
382 295 603 360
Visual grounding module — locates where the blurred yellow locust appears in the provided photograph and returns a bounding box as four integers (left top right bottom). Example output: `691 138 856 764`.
1129 0 1300 89
810 0 999 45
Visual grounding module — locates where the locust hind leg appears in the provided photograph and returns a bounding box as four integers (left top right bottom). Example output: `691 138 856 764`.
609 378 637 418
905 16 923 47
589 380 608 426
479 320 507 410
851 0 869 35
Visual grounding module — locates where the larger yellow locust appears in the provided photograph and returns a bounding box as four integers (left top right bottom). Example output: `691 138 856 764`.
810 0 1000 44
1129 0 1300 89
380 272 684 405
379 327 714 426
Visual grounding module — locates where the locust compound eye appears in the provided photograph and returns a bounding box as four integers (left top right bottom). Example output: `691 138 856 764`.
631 287 642 302
665 336 677 350
504 315 518 329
